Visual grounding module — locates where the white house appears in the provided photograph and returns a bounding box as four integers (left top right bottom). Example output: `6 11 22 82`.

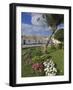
51 38 61 45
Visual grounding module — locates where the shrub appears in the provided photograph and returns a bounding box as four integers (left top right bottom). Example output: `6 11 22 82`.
54 29 64 42
32 56 41 63
32 54 52 63
40 54 52 61
31 47 43 57
51 44 56 50
57 43 63 49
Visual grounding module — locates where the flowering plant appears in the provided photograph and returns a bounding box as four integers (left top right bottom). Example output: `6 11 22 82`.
32 63 44 72
43 59 57 76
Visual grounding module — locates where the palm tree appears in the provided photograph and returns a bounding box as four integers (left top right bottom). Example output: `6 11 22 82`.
44 14 64 52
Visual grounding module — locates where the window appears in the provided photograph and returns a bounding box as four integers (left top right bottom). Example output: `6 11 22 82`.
23 40 26 44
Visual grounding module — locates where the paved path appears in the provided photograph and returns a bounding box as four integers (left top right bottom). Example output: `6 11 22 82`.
22 44 45 48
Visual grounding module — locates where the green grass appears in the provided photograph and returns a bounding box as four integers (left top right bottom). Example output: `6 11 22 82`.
22 64 35 77
21 46 64 77
49 49 64 75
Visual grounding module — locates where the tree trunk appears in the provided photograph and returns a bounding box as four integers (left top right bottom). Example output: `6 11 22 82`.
44 27 57 53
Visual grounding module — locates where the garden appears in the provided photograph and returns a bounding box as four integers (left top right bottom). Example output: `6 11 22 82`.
21 45 64 77
21 14 64 77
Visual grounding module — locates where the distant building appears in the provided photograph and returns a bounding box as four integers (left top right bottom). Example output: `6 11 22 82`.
21 35 48 45
21 35 61 46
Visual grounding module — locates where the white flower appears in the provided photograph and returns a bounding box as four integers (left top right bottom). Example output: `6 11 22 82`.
47 73 50 76
44 68 47 71
43 62 47 66
46 69 50 72
43 59 57 76
53 67 57 72
45 71 48 75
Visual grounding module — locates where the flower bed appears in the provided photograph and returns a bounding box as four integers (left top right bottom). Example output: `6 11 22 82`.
32 59 57 76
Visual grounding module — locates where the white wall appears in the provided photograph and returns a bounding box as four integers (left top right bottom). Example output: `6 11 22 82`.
0 0 72 89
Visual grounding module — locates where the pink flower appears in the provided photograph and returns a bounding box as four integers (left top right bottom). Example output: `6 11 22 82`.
32 63 44 71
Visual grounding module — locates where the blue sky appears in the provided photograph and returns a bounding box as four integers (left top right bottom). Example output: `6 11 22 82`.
21 12 64 36
21 13 31 24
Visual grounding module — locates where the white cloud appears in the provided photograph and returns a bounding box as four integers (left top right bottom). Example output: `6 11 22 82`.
31 13 48 26
21 23 52 36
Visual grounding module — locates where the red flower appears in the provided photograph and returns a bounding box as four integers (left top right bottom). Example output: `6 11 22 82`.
32 63 44 71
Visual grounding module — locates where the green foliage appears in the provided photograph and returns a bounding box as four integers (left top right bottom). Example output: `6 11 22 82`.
45 14 64 27
51 44 56 50
32 56 41 63
54 29 64 42
44 14 64 49
57 43 64 49
22 47 43 60
22 46 64 77
31 47 43 57
40 54 51 61
32 54 51 63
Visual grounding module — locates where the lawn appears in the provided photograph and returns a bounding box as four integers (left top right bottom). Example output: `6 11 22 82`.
21 46 64 77
49 49 64 75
